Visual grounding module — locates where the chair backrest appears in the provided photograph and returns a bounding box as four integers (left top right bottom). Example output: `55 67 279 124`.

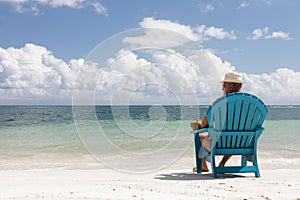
207 92 268 131
206 93 268 149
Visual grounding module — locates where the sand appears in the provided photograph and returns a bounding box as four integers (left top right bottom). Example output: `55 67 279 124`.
0 168 299 200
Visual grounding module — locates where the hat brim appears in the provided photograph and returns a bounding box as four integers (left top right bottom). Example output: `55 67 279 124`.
220 79 244 84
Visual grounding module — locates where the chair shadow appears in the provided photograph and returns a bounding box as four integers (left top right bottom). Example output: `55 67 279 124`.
154 172 246 181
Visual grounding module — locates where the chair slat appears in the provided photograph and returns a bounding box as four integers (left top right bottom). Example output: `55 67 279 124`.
221 136 226 148
220 105 227 131
233 100 242 130
231 135 237 148
245 135 254 148
250 108 261 130
239 101 249 130
244 103 256 130
226 135 232 148
240 135 249 147
227 101 235 130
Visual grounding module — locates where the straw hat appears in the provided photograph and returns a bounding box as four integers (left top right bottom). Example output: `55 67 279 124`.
220 72 244 84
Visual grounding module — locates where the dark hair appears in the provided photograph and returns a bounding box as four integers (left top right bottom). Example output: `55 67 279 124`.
232 83 242 92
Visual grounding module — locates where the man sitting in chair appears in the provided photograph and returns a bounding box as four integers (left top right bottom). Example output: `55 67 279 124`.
191 72 244 172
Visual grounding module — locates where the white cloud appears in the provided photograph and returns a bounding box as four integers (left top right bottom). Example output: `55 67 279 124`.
265 31 291 40
0 43 82 103
0 0 41 15
0 18 298 105
139 17 236 45
123 28 197 50
200 3 214 12
244 68 300 104
1 42 299 105
93 47 233 105
47 0 86 8
0 42 234 105
90 2 107 15
0 0 108 15
249 27 291 40
263 0 272 6
237 1 250 9
196 25 237 40
250 27 269 40
139 17 202 43
0 0 27 3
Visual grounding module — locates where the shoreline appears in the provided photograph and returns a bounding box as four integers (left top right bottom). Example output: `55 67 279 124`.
1 168 299 200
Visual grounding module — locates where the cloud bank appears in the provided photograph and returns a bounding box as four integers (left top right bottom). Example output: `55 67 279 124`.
0 43 82 104
1 43 299 105
0 18 299 105
0 0 108 15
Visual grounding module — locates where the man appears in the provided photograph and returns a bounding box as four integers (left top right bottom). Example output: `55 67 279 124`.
192 72 244 172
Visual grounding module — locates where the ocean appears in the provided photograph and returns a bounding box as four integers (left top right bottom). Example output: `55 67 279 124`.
0 105 299 172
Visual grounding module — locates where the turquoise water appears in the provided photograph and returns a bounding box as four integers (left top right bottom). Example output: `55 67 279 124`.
0 106 299 171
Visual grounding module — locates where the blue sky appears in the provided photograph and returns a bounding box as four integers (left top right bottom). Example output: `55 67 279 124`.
0 0 300 105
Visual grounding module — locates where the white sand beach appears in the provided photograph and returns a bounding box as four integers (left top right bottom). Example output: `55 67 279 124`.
1 168 299 200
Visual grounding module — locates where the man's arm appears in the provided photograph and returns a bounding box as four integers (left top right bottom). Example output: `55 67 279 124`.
201 114 208 128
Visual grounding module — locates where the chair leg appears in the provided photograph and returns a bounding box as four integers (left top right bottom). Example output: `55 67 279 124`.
253 152 260 178
211 153 218 178
194 133 202 173
255 169 260 177
241 155 247 166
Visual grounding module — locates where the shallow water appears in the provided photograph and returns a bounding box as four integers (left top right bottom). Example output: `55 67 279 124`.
0 106 299 171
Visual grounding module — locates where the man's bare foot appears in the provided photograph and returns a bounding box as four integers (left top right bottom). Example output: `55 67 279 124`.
192 167 209 172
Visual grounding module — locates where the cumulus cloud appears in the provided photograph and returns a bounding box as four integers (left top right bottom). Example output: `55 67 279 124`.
0 18 298 105
0 43 82 103
0 42 233 105
265 31 290 40
139 17 237 45
122 28 194 50
139 18 291 43
195 25 237 40
249 27 291 40
104 48 232 102
0 0 108 15
1 42 299 105
244 68 300 104
250 27 269 40
139 17 202 43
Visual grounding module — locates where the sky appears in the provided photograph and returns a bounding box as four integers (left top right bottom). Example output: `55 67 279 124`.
0 0 300 105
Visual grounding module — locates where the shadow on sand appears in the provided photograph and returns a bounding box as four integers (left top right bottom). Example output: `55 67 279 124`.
154 172 246 181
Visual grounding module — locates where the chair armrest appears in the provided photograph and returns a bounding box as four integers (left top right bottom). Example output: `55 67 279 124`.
190 128 209 134
257 126 265 131
256 126 265 138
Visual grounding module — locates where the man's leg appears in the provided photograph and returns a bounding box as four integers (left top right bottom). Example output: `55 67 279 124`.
219 155 232 167
192 132 210 172
201 158 209 172
193 158 209 172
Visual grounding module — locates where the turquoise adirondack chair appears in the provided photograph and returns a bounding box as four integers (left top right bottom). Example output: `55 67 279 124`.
192 92 268 178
